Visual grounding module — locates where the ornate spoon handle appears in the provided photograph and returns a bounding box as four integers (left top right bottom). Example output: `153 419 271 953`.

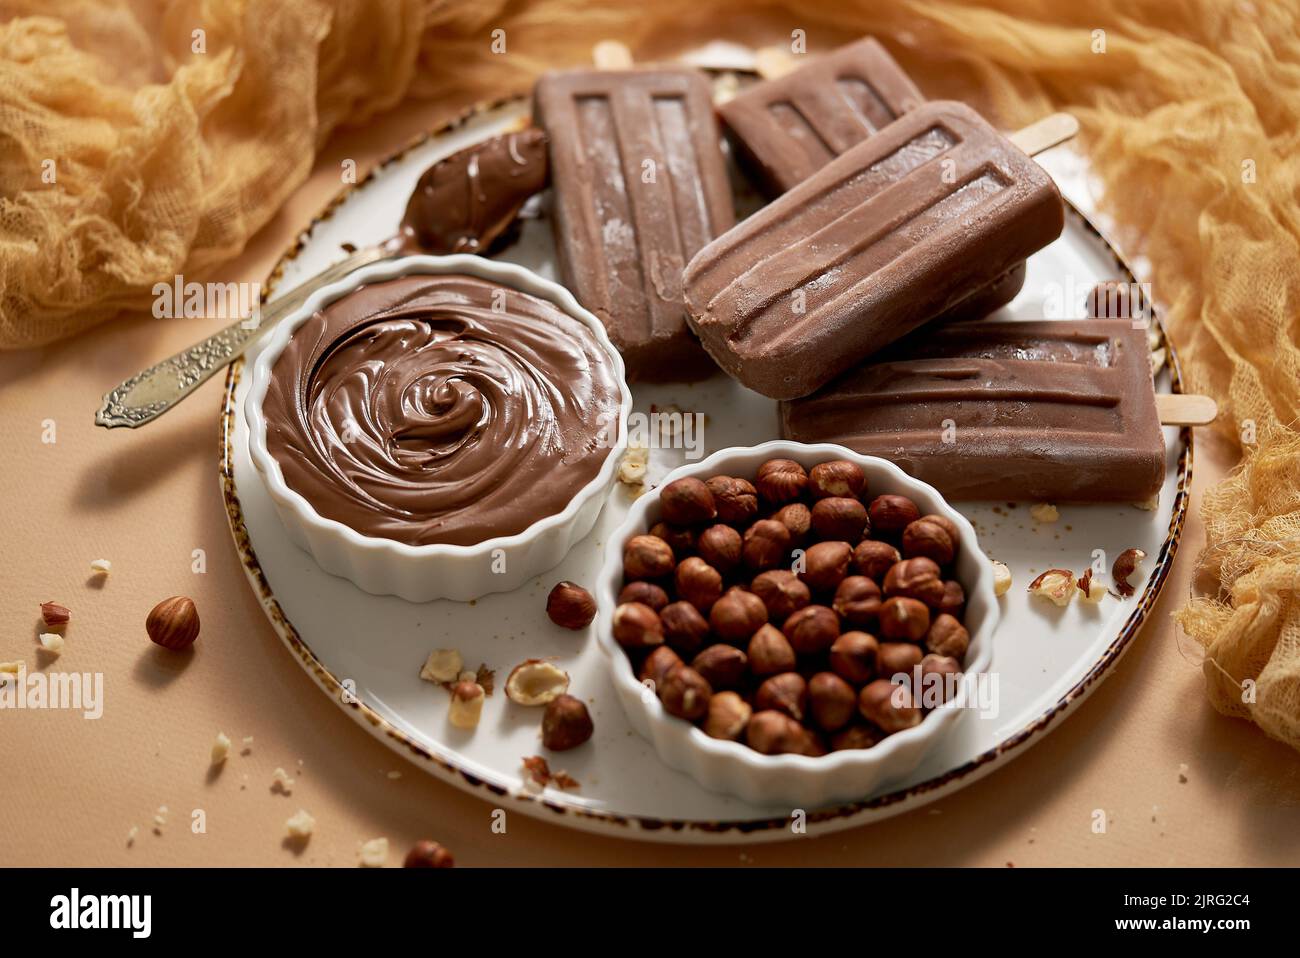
94 242 397 429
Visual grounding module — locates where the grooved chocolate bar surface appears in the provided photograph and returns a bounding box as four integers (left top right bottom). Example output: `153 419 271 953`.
779 320 1165 502
720 37 924 196
683 101 1064 400
535 67 735 382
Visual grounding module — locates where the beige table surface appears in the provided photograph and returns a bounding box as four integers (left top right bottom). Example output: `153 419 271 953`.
2 98 1298 869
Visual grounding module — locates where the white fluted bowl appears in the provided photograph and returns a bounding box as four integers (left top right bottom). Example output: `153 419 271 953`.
246 254 632 603
594 441 998 808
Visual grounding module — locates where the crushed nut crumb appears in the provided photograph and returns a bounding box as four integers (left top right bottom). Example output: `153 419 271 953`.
1029 503 1059 523
1028 569 1075 607
358 837 388 867
285 809 316 839
211 732 231 765
38 632 64 655
271 767 295 794
991 560 1012 597
419 648 463 684
90 559 112 575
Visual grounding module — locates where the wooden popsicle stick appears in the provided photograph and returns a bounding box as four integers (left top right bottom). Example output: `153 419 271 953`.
593 40 634 70
754 45 800 80
1008 112 1080 156
1157 393 1218 426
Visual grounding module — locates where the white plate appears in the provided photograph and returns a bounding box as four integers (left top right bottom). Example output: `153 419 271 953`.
220 97 1192 843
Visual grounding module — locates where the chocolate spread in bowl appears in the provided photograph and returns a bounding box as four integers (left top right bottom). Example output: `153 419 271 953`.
262 274 622 547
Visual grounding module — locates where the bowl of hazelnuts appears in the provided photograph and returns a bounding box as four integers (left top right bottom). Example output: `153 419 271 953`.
593 441 998 808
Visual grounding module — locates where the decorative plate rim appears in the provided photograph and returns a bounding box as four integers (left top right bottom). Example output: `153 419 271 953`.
217 96 1193 841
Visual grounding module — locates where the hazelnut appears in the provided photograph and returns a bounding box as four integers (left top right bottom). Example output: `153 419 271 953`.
658 664 712 721
691 644 749 690
742 518 792 571
992 560 1013 597
705 475 759 526
504 659 570 706
639 645 682 688
703 691 752 741
1027 569 1075 607
829 631 880 685
1112 548 1147 597
623 534 675 580
659 476 717 525
938 580 966 618
921 513 961 547
811 497 869 542
920 653 962 702
708 587 768 641
754 672 808 721
403 840 455 868
617 580 668 611
867 494 921 534
832 576 882 626
746 710 822 756
696 524 742 572
747 623 798 676
40 601 70 628
901 518 957 566
649 521 696 557
772 502 813 544
878 596 931 642
660 600 710 654
782 604 840 654
146 596 200 650
541 694 594 750
754 458 808 504
808 672 857 732
799 540 852 593
612 602 664 649
545 581 596 629
853 539 901 581
750 569 810 621
675 557 723 611
448 680 485 729
830 724 882 751
858 679 922 734
883 557 946 607
808 459 866 500
878 641 923 677
926 614 970 661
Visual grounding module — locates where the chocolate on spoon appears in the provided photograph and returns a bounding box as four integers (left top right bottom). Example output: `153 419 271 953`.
400 127 549 255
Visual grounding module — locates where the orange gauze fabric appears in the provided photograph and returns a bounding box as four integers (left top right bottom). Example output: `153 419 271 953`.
1 0 1297 749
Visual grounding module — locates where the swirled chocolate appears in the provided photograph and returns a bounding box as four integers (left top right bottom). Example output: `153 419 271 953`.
263 274 622 546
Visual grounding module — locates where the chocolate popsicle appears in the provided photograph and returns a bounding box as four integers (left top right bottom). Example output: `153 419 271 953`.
779 320 1165 502
720 37 924 196
683 100 1064 400
723 39 1025 322
535 67 735 381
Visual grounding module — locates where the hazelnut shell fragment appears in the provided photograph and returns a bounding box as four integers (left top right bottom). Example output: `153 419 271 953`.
504 659 570 706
